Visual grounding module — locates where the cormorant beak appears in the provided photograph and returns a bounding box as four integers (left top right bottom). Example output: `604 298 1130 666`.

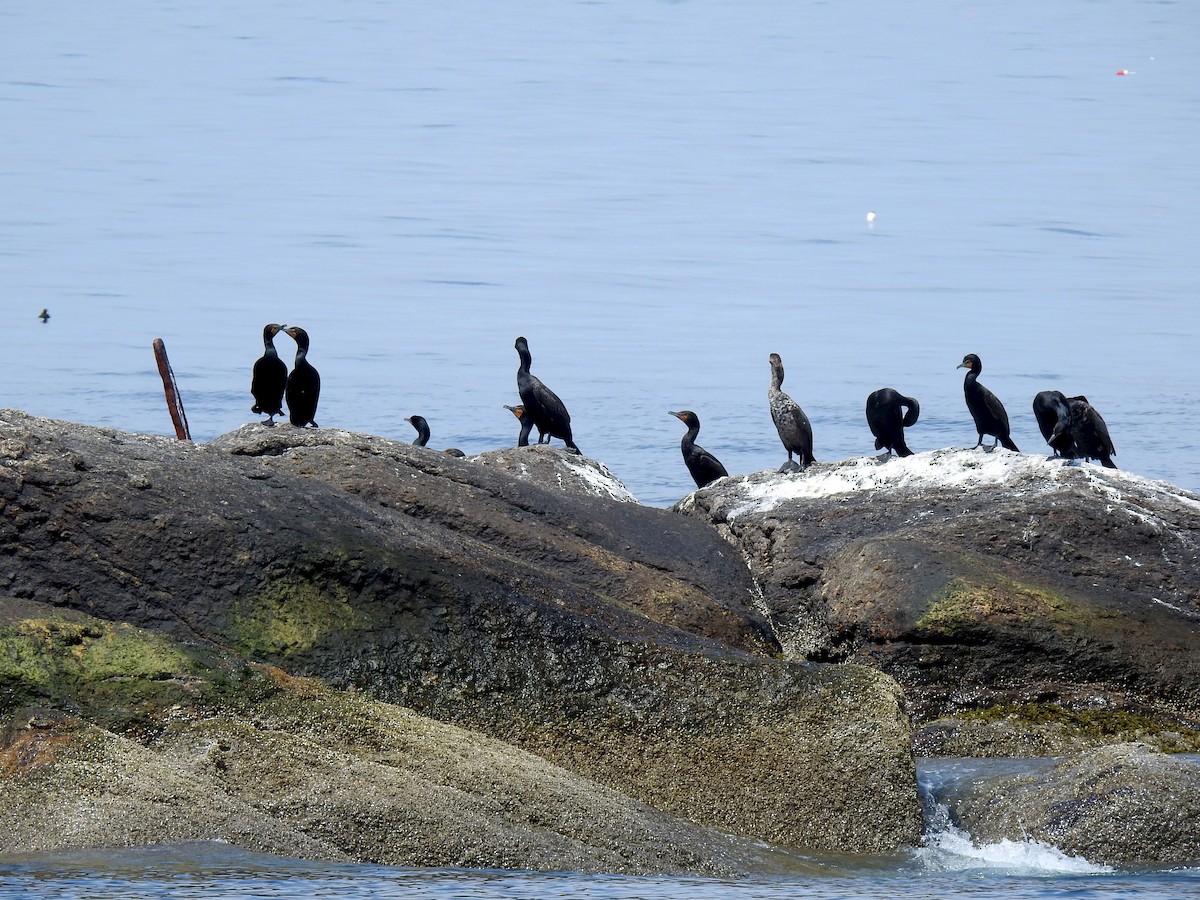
957 362 968 369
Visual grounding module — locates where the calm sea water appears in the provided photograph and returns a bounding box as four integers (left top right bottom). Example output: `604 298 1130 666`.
4 0 1199 506
3 2 1200 895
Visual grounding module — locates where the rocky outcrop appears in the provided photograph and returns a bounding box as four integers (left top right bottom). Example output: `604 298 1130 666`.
950 743 1200 866
677 450 1200 750
0 411 922 864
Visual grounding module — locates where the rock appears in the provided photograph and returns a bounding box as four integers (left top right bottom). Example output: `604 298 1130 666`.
0 411 922 862
676 450 1200 747
950 743 1200 866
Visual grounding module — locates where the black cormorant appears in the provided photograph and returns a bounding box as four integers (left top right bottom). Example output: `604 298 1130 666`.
407 414 466 457
406 415 431 446
514 336 580 453
250 323 287 425
38 309 50 323
1032 390 1077 458
669 410 728 489
768 352 815 473
866 388 920 458
1057 397 1117 469
504 404 535 447
283 326 320 428
958 354 1019 451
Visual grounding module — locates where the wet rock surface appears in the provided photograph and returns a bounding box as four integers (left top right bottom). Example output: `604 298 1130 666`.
0 411 920 866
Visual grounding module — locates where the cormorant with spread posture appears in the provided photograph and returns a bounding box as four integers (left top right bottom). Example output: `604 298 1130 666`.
406 415 466 457
1057 397 1117 469
768 352 815 473
504 404 535 447
514 336 580 453
866 388 920 458
669 410 728 489
1032 390 1077 458
38 309 50 323
958 354 1019 451
283 326 320 427
250 323 287 425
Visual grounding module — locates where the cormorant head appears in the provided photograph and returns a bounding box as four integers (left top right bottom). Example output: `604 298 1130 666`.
669 410 698 428
958 353 982 373
283 326 310 350
504 404 526 420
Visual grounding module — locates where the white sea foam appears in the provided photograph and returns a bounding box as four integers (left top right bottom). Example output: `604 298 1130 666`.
915 819 1113 875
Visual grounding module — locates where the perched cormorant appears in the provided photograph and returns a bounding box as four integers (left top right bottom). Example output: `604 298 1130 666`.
958 354 1019 451
1032 390 1076 459
283 326 320 428
768 352 815 473
504 404 535 447
514 336 580 454
406 415 431 446
38 309 49 323
669 410 728 489
250 323 287 425
1056 397 1117 469
407 414 466 457
866 388 920 458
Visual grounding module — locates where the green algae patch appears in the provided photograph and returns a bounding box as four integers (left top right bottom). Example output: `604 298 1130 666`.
952 704 1200 754
228 578 359 660
915 577 1091 639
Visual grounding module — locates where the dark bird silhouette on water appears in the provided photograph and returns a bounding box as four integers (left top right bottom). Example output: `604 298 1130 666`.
768 352 814 473
866 388 920 458
38 309 50 323
958 354 1019 451
514 336 580 453
1033 390 1076 459
669 409 728 489
283 326 320 427
406 415 466 457
250 323 288 425
504 404 535 447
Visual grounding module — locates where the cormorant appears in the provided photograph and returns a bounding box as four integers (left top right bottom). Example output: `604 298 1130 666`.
407 414 466 457
958 354 1019 451
1056 397 1117 469
250 323 287 425
768 352 815 473
38 309 49 323
866 388 919 458
669 410 728 489
1032 390 1076 459
283 326 320 428
514 336 580 453
504 404 535 447
406 415 431 446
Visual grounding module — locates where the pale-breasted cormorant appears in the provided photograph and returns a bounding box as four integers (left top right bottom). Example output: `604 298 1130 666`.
250 323 287 425
504 404 535 447
669 410 728 489
768 352 814 473
866 388 919 458
283 326 320 427
1033 390 1076 459
958 354 1018 451
514 336 580 454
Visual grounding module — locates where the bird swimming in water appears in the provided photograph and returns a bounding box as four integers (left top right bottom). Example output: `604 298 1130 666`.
504 404 535 447
283 326 320 427
250 323 288 425
406 415 466 457
768 352 815 473
1032 390 1076 459
514 336 580 454
958 354 1019 451
669 410 728 489
38 309 50 323
866 388 920 458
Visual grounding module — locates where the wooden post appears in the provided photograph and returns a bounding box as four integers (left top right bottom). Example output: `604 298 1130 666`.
152 338 191 440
